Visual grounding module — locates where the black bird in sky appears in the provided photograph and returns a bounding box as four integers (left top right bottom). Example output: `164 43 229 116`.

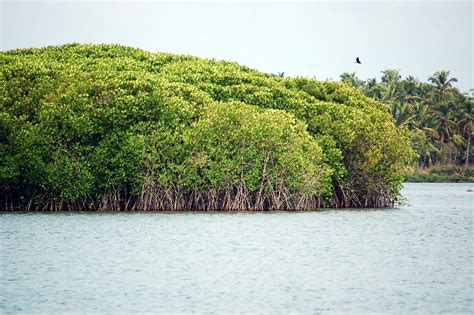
355 57 361 64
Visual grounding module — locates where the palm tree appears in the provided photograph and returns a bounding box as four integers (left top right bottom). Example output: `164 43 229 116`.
340 68 470 167
391 102 414 127
456 95 473 166
402 76 419 100
379 69 403 104
381 69 401 85
364 78 382 100
428 71 458 104
340 72 365 89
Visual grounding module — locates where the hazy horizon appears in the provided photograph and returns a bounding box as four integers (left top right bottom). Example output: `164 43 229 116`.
1 1 472 91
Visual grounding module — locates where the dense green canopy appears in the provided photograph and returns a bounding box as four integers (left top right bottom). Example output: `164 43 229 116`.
0 44 414 210
340 70 472 169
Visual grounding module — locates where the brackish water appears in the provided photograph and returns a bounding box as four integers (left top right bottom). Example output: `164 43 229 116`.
1 183 473 313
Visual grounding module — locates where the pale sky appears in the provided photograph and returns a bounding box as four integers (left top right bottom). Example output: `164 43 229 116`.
1 0 472 91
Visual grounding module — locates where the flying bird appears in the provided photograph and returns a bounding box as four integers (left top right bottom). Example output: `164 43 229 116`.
355 57 361 64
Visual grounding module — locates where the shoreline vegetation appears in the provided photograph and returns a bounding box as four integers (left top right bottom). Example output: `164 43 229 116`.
340 71 473 186
405 165 473 183
0 44 469 211
339 71 472 170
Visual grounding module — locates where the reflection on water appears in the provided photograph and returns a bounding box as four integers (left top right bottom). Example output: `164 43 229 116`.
1 183 473 313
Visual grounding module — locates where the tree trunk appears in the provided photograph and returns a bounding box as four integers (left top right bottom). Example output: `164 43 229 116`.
465 133 471 168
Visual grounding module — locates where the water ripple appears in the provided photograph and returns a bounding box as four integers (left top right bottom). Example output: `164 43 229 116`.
1 183 473 313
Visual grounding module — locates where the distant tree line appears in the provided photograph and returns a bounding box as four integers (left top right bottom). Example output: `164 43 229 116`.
340 70 472 168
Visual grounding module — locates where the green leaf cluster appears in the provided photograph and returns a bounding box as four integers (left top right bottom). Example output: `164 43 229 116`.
341 70 473 169
0 44 414 210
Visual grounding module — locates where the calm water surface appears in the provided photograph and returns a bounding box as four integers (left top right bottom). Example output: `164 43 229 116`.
1 183 473 313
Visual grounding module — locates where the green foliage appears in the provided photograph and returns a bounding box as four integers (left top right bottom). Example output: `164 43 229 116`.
343 70 473 169
0 44 413 210
185 101 331 194
405 165 474 183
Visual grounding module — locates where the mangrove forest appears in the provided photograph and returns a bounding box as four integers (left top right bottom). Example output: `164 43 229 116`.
0 44 416 211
